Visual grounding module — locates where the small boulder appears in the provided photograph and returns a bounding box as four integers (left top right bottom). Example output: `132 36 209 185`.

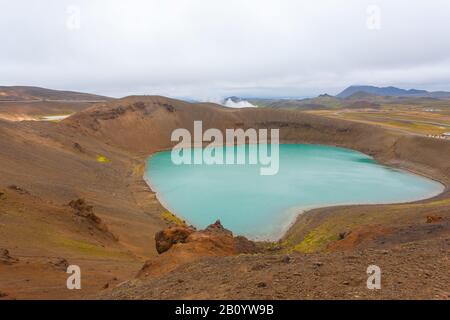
69 199 102 225
280 255 292 264
49 258 69 271
338 231 351 240
251 263 267 271
68 199 117 240
204 220 232 236
257 282 267 288
73 142 84 153
0 249 18 265
234 236 258 254
313 261 324 267
155 226 195 254
426 215 443 223
161 103 175 113
133 101 146 110
7 185 29 195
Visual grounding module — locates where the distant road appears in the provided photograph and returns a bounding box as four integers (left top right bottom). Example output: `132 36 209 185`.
356 115 450 128
308 110 450 140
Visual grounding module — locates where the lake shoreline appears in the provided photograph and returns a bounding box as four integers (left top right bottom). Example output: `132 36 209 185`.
142 143 447 243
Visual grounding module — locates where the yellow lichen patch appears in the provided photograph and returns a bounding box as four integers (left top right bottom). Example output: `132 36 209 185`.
259 239 291 252
387 197 450 210
133 163 145 176
420 197 450 207
96 155 111 163
161 211 185 226
56 237 125 259
291 229 339 253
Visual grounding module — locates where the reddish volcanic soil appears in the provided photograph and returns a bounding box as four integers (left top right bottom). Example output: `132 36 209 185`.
0 96 449 299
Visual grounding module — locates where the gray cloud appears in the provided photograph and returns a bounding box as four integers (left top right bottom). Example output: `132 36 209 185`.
1 0 450 99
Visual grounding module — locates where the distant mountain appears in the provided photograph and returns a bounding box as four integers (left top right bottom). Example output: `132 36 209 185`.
242 95 345 110
230 86 450 111
336 85 450 99
345 91 379 100
0 86 110 101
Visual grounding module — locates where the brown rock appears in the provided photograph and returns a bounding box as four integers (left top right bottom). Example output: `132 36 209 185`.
426 215 443 223
204 220 232 236
0 249 18 265
73 142 84 153
251 263 267 271
132 101 146 110
69 199 97 221
313 261 324 267
338 231 351 240
68 199 117 240
49 258 69 271
280 255 292 264
234 236 258 254
158 102 175 113
155 226 195 254
7 185 29 194
257 282 267 288
139 220 258 278
327 225 391 251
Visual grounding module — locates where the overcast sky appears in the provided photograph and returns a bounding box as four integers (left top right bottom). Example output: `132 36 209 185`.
1 0 450 100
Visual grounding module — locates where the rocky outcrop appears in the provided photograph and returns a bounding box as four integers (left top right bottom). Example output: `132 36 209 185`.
204 220 233 235
68 199 117 241
138 220 258 278
49 258 69 271
155 226 195 254
101 237 450 300
7 185 29 195
0 249 18 265
426 215 443 223
69 199 101 224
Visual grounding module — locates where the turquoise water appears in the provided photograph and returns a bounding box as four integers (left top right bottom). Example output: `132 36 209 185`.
145 144 443 240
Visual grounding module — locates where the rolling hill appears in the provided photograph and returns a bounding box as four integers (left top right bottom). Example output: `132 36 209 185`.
0 86 112 121
230 86 450 111
0 86 110 102
336 85 450 99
